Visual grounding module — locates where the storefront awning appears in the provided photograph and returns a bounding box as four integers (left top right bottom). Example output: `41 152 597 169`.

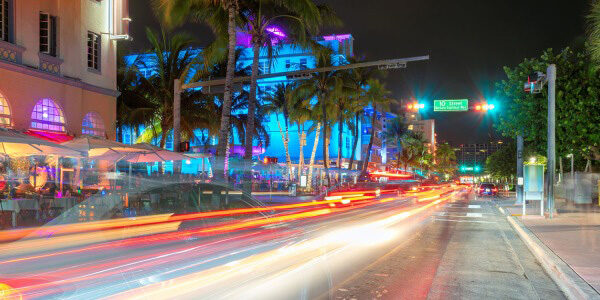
24 130 74 143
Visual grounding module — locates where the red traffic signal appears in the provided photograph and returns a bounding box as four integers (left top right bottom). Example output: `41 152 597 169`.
179 141 190 152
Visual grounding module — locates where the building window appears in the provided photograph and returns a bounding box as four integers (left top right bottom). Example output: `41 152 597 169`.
30 98 65 132
0 0 11 42
0 91 11 127
299 58 307 69
82 112 105 136
39 12 57 56
285 59 290 69
258 61 269 74
87 31 101 70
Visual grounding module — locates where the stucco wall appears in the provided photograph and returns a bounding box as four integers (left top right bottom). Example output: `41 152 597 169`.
12 0 116 90
0 67 116 139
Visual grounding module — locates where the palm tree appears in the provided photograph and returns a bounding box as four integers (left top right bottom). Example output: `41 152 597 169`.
359 78 392 179
384 117 410 168
263 83 293 180
288 85 313 180
154 0 240 176
238 0 340 160
330 79 356 181
588 1 600 63
435 143 457 177
130 28 206 148
116 47 157 143
341 58 376 170
294 49 343 186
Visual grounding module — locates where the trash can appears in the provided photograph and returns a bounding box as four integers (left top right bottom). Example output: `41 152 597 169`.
289 184 297 197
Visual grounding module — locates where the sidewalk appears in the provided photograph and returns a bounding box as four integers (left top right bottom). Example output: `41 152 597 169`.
499 197 600 293
252 194 315 204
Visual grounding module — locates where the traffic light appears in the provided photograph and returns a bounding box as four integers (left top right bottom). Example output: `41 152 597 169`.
474 103 495 112
179 141 190 152
406 102 425 111
459 165 481 173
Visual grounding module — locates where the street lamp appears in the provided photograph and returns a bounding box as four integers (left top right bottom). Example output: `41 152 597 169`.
566 153 574 183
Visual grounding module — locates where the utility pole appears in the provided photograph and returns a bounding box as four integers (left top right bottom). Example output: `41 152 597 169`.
517 134 524 205
547 64 556 218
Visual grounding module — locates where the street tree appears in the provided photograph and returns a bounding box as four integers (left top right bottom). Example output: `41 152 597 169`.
263 83 294 180
238 0 340 160
359 78 392 179
154 0 240 175
294 49 343 186
495 47 600 171
384 117 410 169
434 143 457 178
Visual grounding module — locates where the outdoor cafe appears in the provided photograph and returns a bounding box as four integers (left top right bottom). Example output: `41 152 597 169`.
0 129 191 229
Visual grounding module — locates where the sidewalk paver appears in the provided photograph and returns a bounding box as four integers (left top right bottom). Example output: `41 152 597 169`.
498 198 600 293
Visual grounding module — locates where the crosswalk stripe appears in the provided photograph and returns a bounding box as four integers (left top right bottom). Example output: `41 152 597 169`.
468 205 481 209
466 212 483 218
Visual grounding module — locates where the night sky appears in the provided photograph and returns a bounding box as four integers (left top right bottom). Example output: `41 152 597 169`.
127 0 589 145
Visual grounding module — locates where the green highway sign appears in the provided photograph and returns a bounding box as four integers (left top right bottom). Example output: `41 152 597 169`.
433 99 469 112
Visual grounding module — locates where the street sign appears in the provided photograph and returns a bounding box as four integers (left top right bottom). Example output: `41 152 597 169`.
433 99 469 112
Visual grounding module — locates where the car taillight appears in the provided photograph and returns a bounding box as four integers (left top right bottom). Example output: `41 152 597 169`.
492 188 498 192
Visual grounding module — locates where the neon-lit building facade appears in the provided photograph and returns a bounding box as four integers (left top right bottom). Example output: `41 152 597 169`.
125 33 393 170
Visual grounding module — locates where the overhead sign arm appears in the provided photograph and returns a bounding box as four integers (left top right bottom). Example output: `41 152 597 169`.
181 55 430 90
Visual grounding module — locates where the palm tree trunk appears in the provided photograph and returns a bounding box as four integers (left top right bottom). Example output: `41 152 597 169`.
337 112 343 183
322 102 331 187
307 122 321 191
348 112 359 170
216 3 237 178
275 116 292 181
298 125 305 179
159 126 168 174
245 43 260 160
360 107 377 179
284 120 293 181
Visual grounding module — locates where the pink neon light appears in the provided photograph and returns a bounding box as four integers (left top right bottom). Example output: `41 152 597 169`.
266 27 286 38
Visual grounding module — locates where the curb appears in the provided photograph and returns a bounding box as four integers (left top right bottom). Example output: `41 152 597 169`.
500 207 600 300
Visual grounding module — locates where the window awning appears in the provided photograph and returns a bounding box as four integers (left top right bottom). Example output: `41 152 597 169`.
24 129 74 143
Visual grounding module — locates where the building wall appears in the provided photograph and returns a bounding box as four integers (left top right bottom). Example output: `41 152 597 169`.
127 34 361 163
456 141 504 170
0 65 117 138
0 0 122 139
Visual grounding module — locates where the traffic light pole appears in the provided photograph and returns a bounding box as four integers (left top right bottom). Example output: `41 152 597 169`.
516 134 524 203
547 64 556 218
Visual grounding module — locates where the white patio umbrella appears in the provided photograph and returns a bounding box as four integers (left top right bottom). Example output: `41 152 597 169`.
0 128 82 157
62 135 148 158
122 143 189 163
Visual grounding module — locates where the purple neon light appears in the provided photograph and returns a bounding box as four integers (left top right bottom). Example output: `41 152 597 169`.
266 26 286 38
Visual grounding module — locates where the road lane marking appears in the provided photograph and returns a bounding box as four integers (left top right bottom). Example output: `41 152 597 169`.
466 213 483 218
468 205 481 209
434 218 496 224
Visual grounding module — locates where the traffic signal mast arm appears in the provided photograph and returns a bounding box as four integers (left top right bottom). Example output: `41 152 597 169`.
181 55 430 89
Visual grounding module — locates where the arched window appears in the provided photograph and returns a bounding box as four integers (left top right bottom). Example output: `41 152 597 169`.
0 92 11 127
30 98 65 132
82 112 105 136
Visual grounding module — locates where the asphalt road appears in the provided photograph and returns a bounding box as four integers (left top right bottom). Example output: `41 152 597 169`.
331 194 566 300
0 189 565 299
